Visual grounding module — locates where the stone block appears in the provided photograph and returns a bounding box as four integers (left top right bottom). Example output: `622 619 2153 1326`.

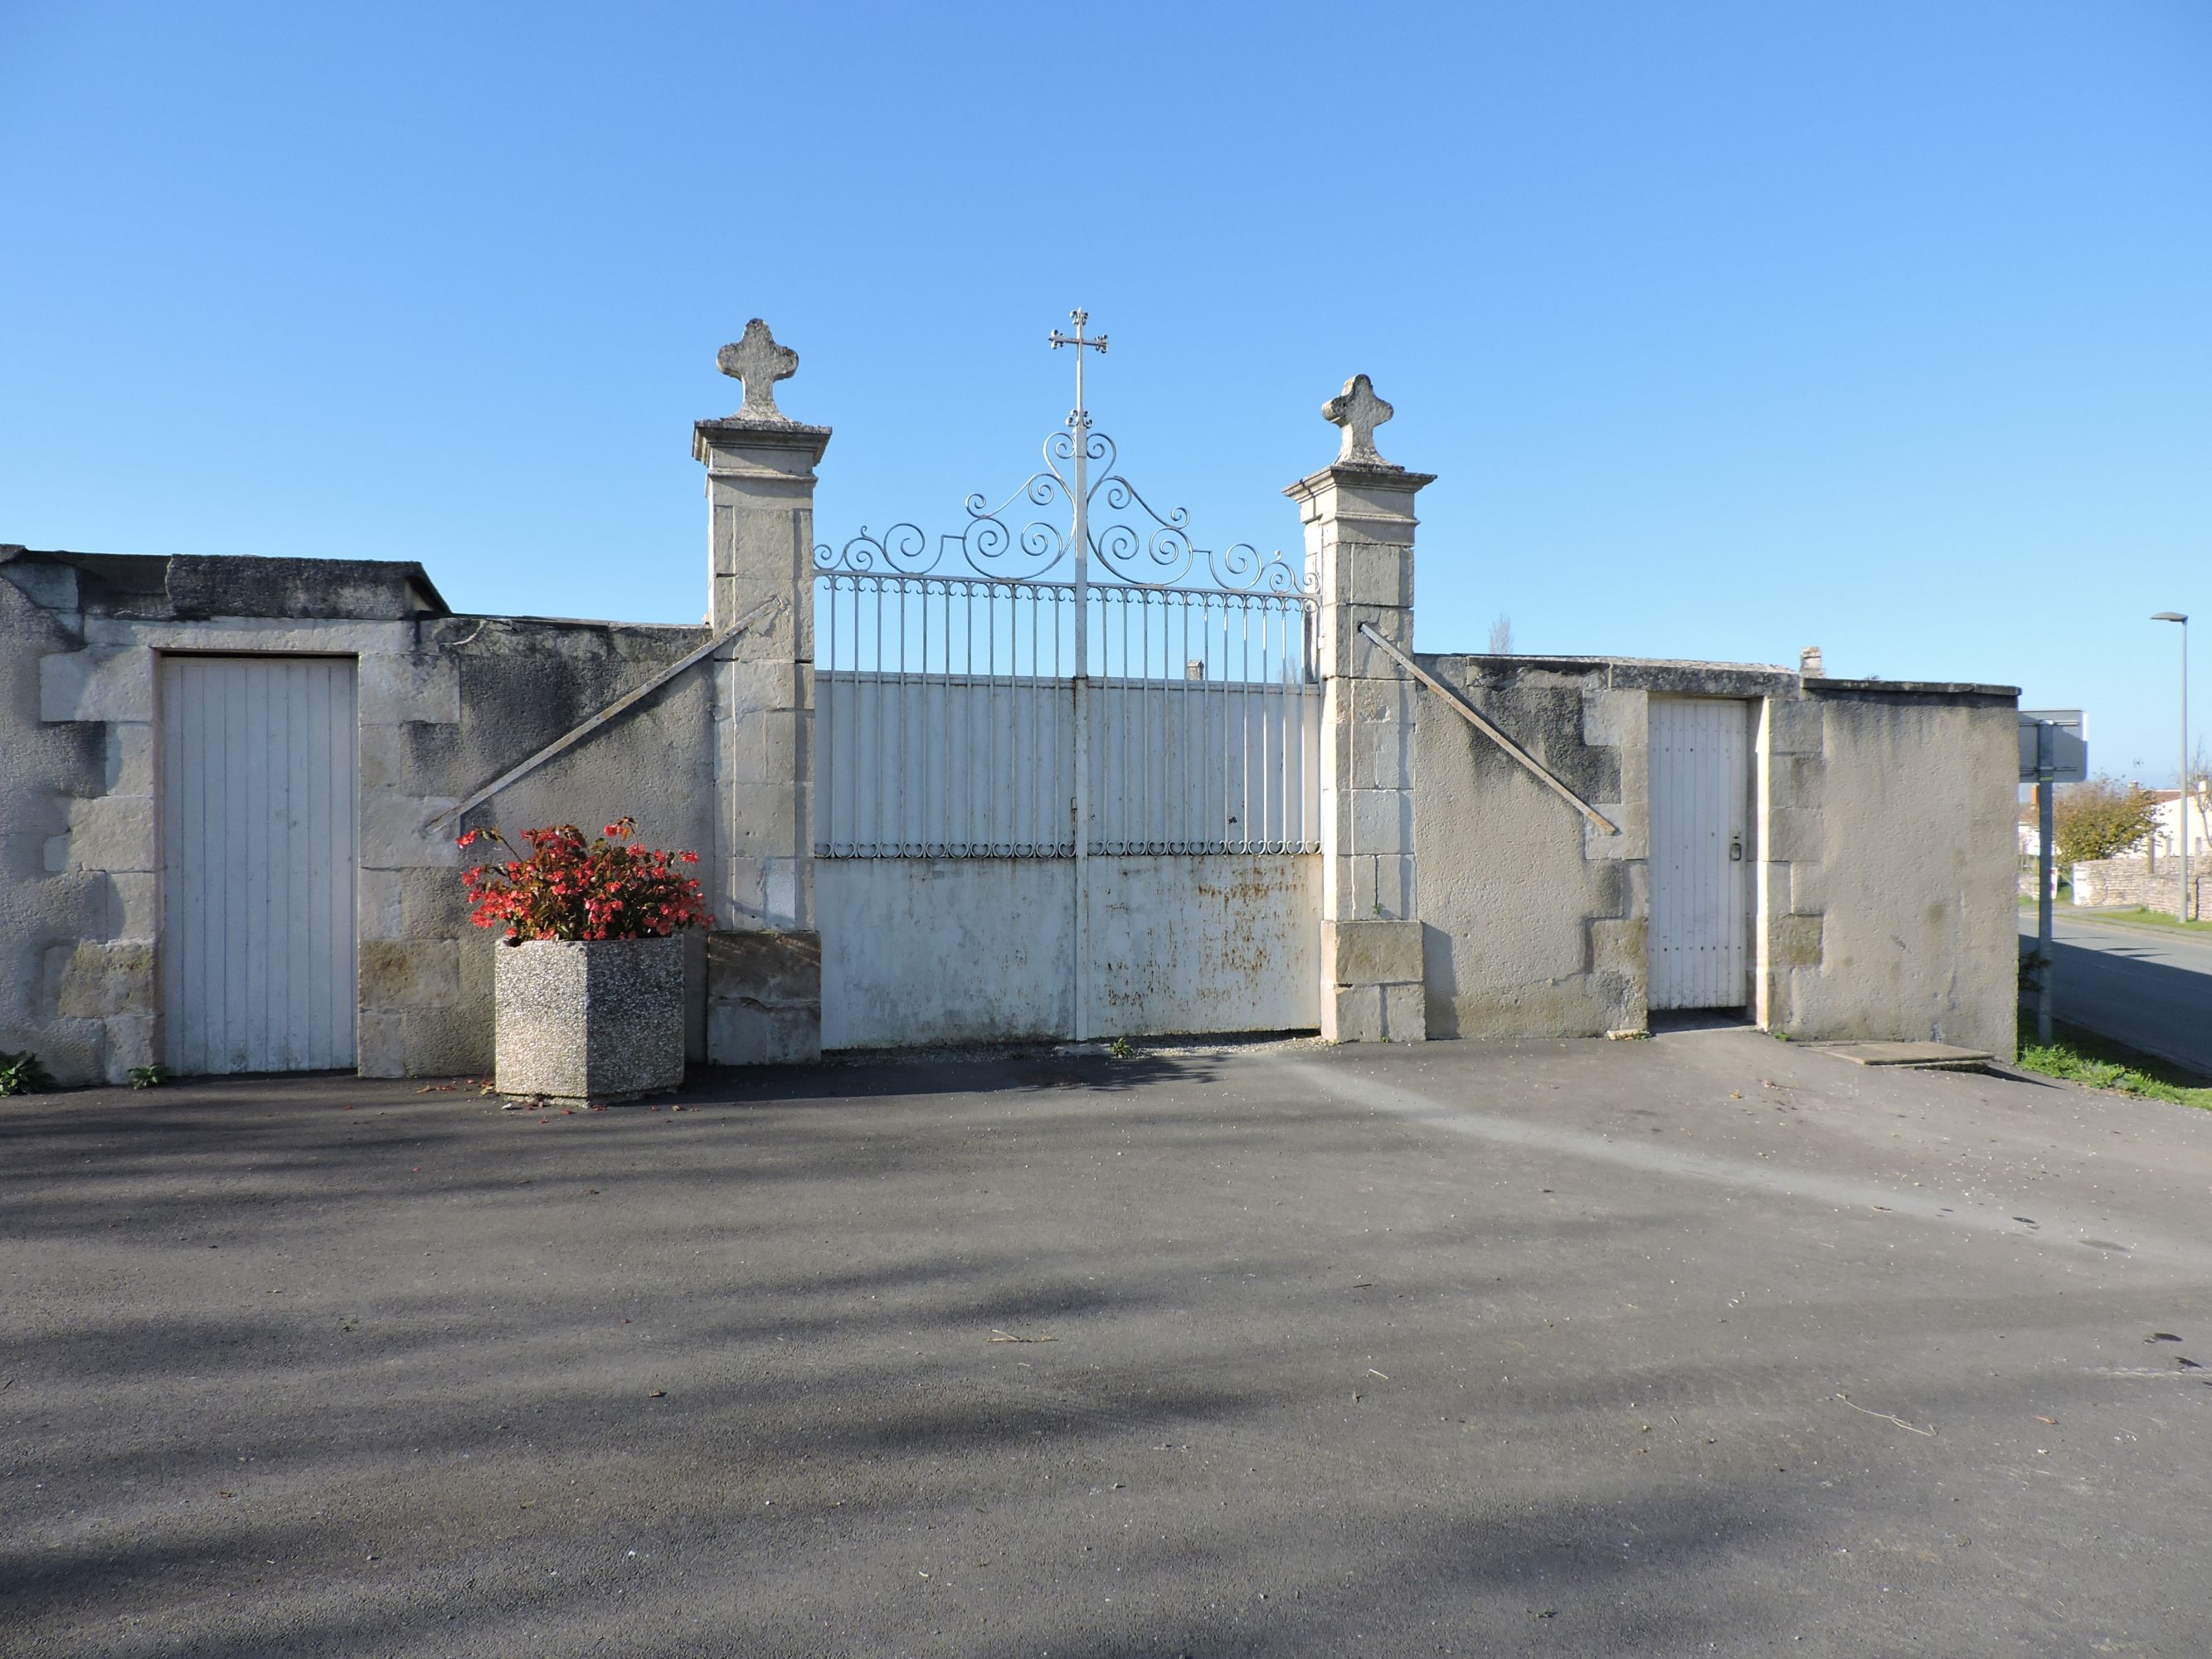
104 1014 157 1079
718 857 767 928
1320 611 1415 679
1774 752 1826 810
1349 787 1413 855
41 648 151 723
1767 806 1823 864
1326 918 1425 986
1378 980 1427 1041
359 653 460 725
68 793 157 873
358 1011 407 1078
361 789 462 870
105 722 154 795
707 927 821 1007
1766 698 1824 757
707 928 820 1064
1787 859 1830 916
1582 688 1646 750
1351 720 1413 791
718 656 805 717
106 872 158 937
730 707 807 787
1333 544 1412 608
728 611 804 664
56 940 155 1019
358 940 461 1010
358 869 405 941
398 867 475 937
401 1004 489 1078
761 857 813 931
1771 912 1825 970
1349 678 1417 726
1322 981 1383 1043
1589 916 1648 980
357 724 406 791
1320 852 1356 921
1583 810 1631 860
494 935 686 1104
1753 859 1792 921
707 1003 820 1065
1350 853 1417 921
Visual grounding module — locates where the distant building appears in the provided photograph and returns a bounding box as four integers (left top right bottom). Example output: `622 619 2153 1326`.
2142 788 2210 865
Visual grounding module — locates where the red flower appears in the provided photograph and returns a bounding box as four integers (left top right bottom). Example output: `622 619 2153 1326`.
457 820 711 941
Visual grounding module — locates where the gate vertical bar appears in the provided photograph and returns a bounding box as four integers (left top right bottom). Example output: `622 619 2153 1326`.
1053 310 1104 1040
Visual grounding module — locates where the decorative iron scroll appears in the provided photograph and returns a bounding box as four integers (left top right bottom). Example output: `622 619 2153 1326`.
814 425 1312 595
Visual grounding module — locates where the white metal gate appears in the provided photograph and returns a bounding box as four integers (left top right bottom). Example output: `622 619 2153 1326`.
1647 697 1751 1010
159 655 359 1073
811 314 1321 1042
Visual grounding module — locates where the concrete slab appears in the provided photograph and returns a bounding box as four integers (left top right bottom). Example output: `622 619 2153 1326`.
5 1031 2212 1657
1810 1039 1994 1069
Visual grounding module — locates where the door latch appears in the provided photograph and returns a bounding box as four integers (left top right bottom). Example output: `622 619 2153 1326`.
1728 835 1743 862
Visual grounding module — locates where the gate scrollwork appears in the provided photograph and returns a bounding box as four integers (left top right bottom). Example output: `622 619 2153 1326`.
814 423 1313 597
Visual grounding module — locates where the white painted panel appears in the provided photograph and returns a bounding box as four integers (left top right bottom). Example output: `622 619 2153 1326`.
1083 855 1320 1038
1647 698 1750 1010
819 854 1320 1048
816 673 1323 857
819 859 1075 1048
161 656 358 1073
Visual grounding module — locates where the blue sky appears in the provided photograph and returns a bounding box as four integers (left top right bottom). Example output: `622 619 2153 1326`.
4 2 2206 781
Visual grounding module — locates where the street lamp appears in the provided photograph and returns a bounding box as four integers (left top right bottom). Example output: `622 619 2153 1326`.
2153 612 2190 920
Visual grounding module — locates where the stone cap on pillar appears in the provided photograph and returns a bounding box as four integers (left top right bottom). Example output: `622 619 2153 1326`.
693 319 831 470
693 416 833 470
1282 373 1435 524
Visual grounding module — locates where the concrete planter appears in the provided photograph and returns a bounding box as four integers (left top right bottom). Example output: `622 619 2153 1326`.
493 935 685 1105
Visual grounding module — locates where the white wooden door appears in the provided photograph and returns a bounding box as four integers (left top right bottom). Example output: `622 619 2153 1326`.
1647 698 1751 1010
160 656 359 1073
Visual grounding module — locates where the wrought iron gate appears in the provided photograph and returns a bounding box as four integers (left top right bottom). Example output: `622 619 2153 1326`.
812 314 1320 1038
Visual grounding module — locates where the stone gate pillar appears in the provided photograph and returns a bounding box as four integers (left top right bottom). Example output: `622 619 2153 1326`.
693 321 830 1063
1284 375 1436 1042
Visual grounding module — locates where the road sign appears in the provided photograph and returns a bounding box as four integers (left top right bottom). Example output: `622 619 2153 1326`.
2019 709 2088 783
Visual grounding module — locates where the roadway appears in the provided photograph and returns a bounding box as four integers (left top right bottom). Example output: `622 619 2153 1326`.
2020 907 2212 1075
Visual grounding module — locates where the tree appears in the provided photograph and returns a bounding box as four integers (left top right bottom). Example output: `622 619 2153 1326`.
2052 776 2161 866
1488 614 1514 655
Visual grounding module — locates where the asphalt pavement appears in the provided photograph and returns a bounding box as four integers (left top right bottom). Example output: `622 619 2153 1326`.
7 1034 2212 1657
2020 908 2212 1076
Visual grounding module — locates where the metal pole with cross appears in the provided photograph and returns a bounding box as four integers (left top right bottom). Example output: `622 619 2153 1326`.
1051 310 1106 1039
2154 613 2190 921
2037 721 2055 1045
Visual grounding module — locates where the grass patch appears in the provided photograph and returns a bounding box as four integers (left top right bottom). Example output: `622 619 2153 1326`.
2014 1014 2212 1108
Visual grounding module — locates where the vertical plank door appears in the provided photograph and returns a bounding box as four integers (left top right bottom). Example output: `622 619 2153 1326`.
160 656 358 1073
1647 698 1751 1010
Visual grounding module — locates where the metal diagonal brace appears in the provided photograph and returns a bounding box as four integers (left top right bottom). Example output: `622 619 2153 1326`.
1356 621 1620 836
424 596 787 834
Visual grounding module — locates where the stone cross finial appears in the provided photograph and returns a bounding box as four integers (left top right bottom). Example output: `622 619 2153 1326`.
717 319 800 421
1322 373 1395 466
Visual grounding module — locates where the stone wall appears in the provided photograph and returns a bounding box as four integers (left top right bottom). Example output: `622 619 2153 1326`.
2070 857 2205 917
1 547 715 1084
1412 656 2019 1056
1412 654 1647 1039
1781 686 2018 1056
